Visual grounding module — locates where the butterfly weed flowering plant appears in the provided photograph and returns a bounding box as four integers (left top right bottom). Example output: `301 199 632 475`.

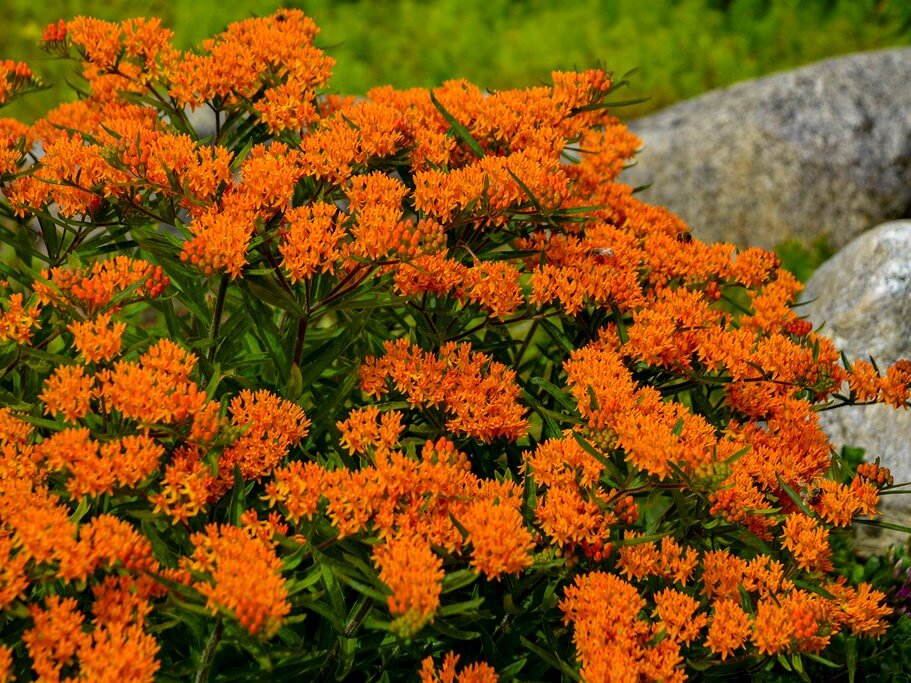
0 10 909 682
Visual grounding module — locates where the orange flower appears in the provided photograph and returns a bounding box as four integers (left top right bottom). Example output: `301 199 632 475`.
78 514 158 575
701 550 748 601
75 621 161 683
846 360 879 402
360 339 528 442
217 389 310 489
34 256 168 313
751 590 834 654
813 479 878 527
265 460 326 523
0 530 29 609
279 202 345 281
99 338 211 429
560 571 684 683
69 312 127 362
459 500 535 579
0 292 40 344
617 534 698 584
534 484 614 548
186 523 290 637
0 645 11 683
338 406 404 457
826 580 891 637
39 364 93 422
149 447 217 524
0 59 38 104
420 652 498 683
880 359 911 408
23 596 90 681
0 117 30 175
181 204 257 278
705 599 750 659
167 10 331 109
373 533 444 636
653 588 707 645
781 513 833 573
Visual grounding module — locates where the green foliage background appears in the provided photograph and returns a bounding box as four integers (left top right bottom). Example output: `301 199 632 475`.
2 0 911 123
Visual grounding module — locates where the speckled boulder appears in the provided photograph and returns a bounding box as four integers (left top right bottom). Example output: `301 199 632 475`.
803 221 911 554
622 49 911 251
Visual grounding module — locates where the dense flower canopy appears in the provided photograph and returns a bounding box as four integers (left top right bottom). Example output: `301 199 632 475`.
0 9 907 682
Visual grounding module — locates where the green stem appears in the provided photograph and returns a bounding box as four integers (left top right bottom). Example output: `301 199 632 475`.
514 318 539 368
208 276 229 362
292 315 308 368
194 617 224 683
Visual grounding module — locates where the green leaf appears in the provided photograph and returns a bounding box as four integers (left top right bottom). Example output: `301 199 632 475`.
441 569 478 594
244 274 307 317
318 555 347 624
539 318 575 354
777 652 793 672
298 320 367 390
530 376 578 414
285 362 303 401
497 658 527 679
227 464 247 525
803 652 841 669
519 636 579 681
571 431 623 486
845 636 857 683
775 474 816 519
429 90 484 158
437 596 485 618
854 518 911 534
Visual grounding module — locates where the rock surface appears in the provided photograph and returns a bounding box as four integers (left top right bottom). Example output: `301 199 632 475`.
803 221 911 554
622 49 911 251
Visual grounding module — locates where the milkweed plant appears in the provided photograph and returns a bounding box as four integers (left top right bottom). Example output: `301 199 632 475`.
0 10 908 682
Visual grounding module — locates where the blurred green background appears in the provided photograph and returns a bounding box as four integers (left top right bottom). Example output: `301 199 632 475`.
2 0 910 123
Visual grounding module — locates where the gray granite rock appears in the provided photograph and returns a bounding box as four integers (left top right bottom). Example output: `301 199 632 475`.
803 221 911 554
622 49 911 251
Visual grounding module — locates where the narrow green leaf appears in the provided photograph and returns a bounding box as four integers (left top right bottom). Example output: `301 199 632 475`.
775 474 816 518
538 318 575 354
429 90 484 158
530 376 578 413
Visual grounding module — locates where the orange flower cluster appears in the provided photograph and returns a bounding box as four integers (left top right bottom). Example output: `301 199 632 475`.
849 358 911 408
98 338 211 427
523 435 614 548
279 202 345 282
360 339 528 442
565 340 717 479
148 446 217 523
37 428 164 497
0 59 38 104
185 521 290 637
560 544 892 680
168 10 333 115
0 292 40 344
1 9 908 681
216 389 310 490
34 256 169 313
420 652 499 683
373 532 445 635
617 534 699 584
561 571 685 682
69 312 127 362
24 582 160 683
0 118 29 175
268 434 536 606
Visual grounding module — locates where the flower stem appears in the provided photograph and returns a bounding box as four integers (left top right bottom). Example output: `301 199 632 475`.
208 275 229 362
194 617 224 683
